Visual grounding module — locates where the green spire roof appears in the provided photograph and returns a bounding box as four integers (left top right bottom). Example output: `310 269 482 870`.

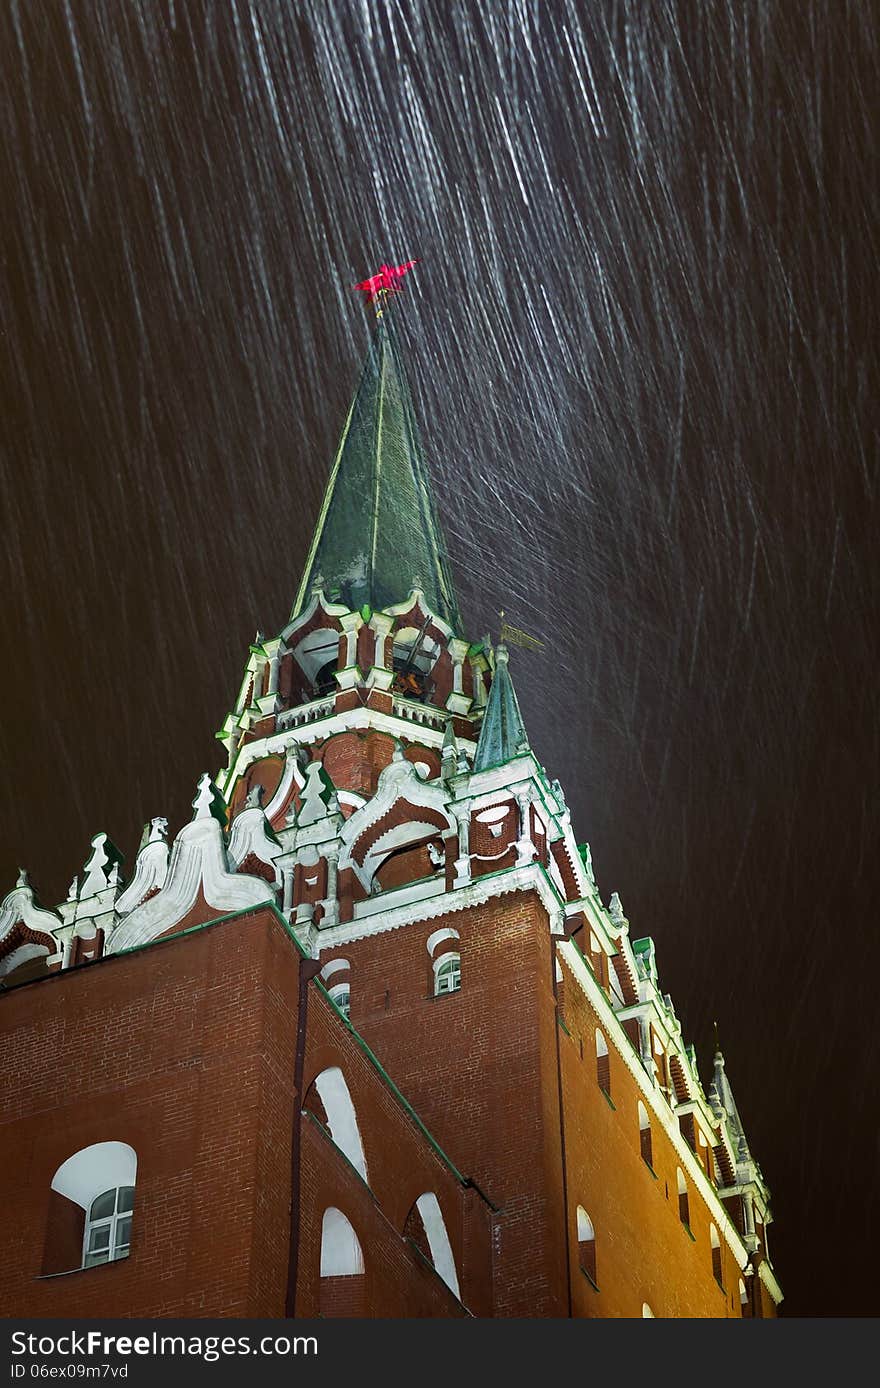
473 645 530 771
292 316 462 631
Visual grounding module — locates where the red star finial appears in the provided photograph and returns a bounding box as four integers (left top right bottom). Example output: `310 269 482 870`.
353 259 419 316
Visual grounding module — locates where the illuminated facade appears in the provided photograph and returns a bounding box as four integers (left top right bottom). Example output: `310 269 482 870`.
0 315 781 1318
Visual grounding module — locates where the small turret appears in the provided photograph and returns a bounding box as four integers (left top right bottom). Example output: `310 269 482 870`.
473 645 530 772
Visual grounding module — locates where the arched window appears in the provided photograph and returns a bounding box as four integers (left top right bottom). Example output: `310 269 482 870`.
83 1186 134 1267
404 1193 460 1299
710 1224 723 1286
426 928 462 997
320 1207 364 1276
307 1068 368 1183
554 957 565 1017
576 1206 597 1285
319 1208 365 1317
46 1142 137 1275
321 958 351 1021
328 983 350 1019
677 1168 690 1228
596 1030 610 1096
638 1102 653 1169
739 1278 749 1316
642 1302 655 1317
434 953 461 996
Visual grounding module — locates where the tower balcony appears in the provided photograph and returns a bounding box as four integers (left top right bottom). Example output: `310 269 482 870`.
276 694 337 732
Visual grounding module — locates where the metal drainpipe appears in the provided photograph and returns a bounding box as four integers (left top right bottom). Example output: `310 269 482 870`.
553 921 581 1319
285 953 322 1318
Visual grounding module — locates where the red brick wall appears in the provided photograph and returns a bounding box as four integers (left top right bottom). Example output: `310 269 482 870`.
556 949 769 1317
0 909 490 1318
324 891 570 1316
321 731 396 797
0 893 773 1319
322 888 773 1319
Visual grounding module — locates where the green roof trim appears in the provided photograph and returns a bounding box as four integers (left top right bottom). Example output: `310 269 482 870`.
31 898 473 1188
291 316 462 632
473 644 530 772
315 977 467 1184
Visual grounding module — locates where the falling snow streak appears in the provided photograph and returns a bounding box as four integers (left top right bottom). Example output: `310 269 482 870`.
0 0 878 1316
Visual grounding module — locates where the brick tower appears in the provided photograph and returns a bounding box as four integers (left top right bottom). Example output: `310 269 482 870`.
0 303 782 1318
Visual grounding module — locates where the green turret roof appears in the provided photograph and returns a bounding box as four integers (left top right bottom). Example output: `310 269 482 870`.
473 645 530 771
291 316 462 631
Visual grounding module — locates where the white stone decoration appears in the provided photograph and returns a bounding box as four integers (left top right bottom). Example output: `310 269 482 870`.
108 775 274 954
222 702 479 802
261 744 306 823
295 761 341 828
51 1142 137 1211
0 869 61 976
414 1192 460 1298
115 820 169 917
319 957 350 983
79 833 123 901
426 927 460 959
227 802 283 885
608 892 628 930
337 746 454 893
306 859 565 956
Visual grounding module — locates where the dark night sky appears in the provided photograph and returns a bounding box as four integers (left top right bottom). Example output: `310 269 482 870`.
1 1 877 1317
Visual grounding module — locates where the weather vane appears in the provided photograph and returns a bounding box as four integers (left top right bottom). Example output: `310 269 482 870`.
353 259 419 318
498 610 544 651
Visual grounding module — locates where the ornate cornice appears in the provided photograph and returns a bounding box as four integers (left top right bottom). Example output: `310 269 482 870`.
304 862 565 954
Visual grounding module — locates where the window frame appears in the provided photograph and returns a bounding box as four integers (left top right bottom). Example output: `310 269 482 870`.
576 1206 597 1288
434 953 461 996
82 1185 134 1269
328 982 351 1019
638 1101 654 1171
595 1029 611 1098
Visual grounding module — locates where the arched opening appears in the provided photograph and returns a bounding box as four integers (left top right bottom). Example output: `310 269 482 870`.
554 956 565 1019
391 658 431 702
373 832 444 891
576 1206 597 1286
0 944 52 987
677 1168 690 1228
391 627 441 702
314 658 339 697
642 1302 655 1317
319 1208 365 1317
83 1187 134 1268
292 627 342 698
638 1102 653 1169
320 958 351 1022
434 953 461 996
426 928 461 998
608 958 626 1006
306 1068 368 1184
596 1030 610 1096
710 1224 723 1286
327 983 350 1019
362 819 445 894
404 1193 460 1299
739 1277 750 1317
45 1142 137 1275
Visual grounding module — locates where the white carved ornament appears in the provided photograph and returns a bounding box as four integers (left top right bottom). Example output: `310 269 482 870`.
108 777 274 953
